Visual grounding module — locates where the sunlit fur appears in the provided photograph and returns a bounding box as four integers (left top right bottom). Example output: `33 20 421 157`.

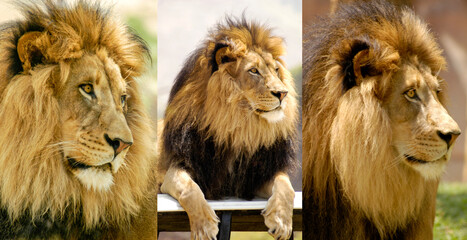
303 1 458 239
162 18 297 157
159 17 298 198
159 17 298 240
0 1 156 238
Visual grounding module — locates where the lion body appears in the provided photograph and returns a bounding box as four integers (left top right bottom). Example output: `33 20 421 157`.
0 1 156 239
159 18 298 200
303 1 458 239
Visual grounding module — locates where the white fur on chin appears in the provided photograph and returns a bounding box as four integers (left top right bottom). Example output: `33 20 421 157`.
76 168 114 191
411 160 446 180
261 109 285 123
409 153 450 180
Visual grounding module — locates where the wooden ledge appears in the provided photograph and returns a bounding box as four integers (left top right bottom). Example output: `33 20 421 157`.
157 192 302 232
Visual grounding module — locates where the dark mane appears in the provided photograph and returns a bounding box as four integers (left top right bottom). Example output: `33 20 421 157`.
167 15 276 105
162 14 296 200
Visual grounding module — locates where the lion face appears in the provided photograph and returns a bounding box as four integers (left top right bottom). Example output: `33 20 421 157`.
59 54 133 191
386 61 460 179
214 46 291 124
236 51 289 123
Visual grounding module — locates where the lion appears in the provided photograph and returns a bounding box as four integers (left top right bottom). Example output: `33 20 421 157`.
302 1 461 239
158 17 298 240
0 1 157 239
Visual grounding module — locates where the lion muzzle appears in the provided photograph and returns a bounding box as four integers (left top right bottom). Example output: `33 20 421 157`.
430 101 461 149
437 130 460 148
271 90 288 103
104 134 133 156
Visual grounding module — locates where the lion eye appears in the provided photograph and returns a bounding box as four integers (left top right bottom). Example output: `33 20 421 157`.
249 68 259 75
121 95 127 108
79 84 95 100
82 84 93 94
405 89 417 99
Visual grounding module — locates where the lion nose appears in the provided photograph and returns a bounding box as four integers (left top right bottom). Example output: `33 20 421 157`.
271 90 288 103
437 130 461 148
104 134 133 156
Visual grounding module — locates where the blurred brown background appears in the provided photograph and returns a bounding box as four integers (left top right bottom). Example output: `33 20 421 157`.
304 0 467 183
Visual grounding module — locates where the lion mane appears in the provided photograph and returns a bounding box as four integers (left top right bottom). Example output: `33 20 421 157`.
0 1 156 238
303 1 451 239
159 17 298 200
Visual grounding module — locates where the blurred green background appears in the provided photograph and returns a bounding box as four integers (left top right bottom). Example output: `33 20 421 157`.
122 1 157 122
435 183 467 239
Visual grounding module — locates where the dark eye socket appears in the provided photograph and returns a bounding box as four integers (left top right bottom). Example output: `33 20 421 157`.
248 68 259 74
275 67 279 73
121 95 127 107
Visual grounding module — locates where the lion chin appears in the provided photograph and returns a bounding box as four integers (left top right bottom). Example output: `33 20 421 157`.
258 108 286 123
75 168 114 191
403 152 451 180
69 153 127 192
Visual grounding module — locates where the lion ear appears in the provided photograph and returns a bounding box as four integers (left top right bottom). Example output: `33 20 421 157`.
336 39 374 91
352 49 370 84
17 31 46 72
212 42 236 73
338 38 399 92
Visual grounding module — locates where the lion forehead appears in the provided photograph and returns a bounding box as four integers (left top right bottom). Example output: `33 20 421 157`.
98 51 127 92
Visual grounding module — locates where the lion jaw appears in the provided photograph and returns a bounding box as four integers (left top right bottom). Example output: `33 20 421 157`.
259 108 286 123
75 167 114 191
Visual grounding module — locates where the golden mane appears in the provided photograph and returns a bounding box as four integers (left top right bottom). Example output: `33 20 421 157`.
158 16 299 239
303 1 447 238
163 16 297 155
0 0 155 236
159 16 298 200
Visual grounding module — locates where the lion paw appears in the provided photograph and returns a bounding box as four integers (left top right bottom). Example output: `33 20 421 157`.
262 192 294 240
188 202 219 240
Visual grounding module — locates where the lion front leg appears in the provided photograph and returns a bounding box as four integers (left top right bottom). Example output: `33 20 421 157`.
160 166 219 240
257 172 295 240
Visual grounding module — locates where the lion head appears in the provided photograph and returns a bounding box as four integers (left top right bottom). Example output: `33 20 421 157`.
0 0 155 231
385 58 460 178
163 17 297 154
59 52 135 191
303 1 460 238
210 36 290 123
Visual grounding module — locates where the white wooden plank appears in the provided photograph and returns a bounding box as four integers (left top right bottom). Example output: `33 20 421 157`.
158 192 302 212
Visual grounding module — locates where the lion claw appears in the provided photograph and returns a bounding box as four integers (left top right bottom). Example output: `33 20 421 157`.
262 193 293 240
189 204 219 240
